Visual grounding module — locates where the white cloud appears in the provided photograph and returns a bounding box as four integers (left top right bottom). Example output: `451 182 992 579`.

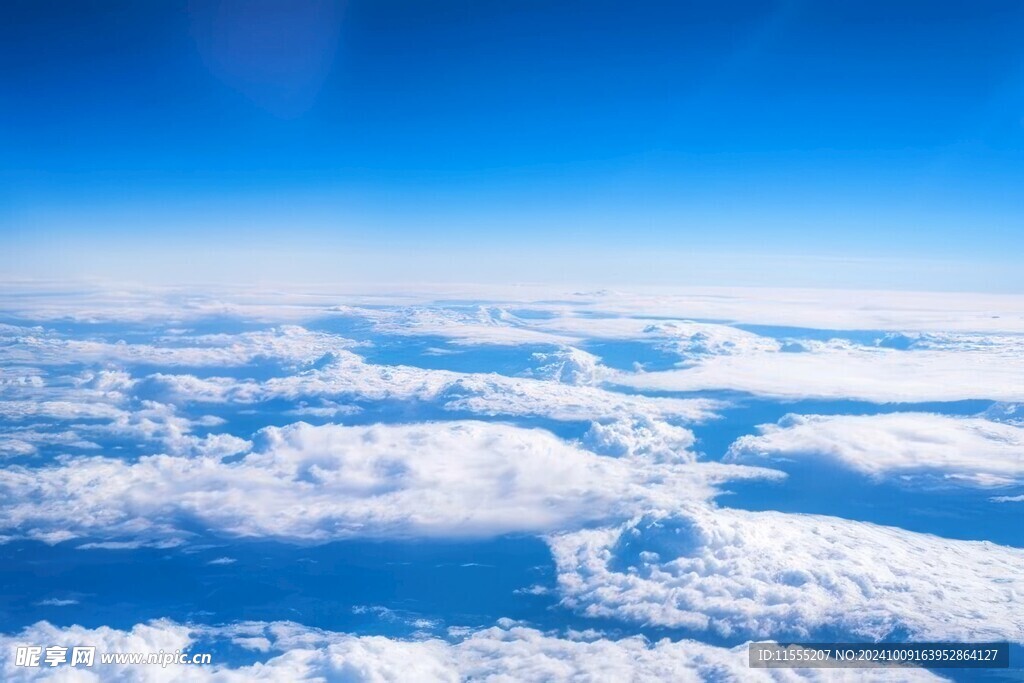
0 620 193 681
261 351 459 404
443 372 718 424
615 340 1024 402
532 316 782 360
549 506 1024 642
0 360 251 458
145 373 263 404
154 349 720 424
726 413 1024 487
525 346 606 385
0 325 356 368
365 305 578 346
285 399 363 418
0 440 36 457
647 320 782 360
0 421 779 545
0 619 945 682
0 429 100 457
583 416 697 463
34 599 78 607
74 369 137 395
0 400 125 421
2 350 259 470
0 372 45 391
0 390 248 460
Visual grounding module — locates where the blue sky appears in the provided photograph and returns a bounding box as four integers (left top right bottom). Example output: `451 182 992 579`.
3 0 1024 289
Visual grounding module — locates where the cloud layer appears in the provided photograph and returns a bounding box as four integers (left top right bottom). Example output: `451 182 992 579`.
3 283 1023 678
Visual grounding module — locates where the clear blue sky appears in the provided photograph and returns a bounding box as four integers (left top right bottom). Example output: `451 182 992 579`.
3 0 1024 289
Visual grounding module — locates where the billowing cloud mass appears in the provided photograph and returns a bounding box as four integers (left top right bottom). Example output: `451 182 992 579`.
727 413 1024 487
0 620 946 682
0 421 779 544
549 507 1024 643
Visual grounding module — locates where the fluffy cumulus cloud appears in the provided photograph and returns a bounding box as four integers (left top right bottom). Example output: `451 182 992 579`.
549 506 1024 643
526 346 606 385
0 620 946 682
0 421 779 545
727 413 1024 487
583 416 698 463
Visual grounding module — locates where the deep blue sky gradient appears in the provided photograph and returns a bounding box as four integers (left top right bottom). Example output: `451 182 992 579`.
3 1 1024 287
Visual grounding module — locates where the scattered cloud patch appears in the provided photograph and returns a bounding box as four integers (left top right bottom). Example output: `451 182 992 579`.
727 413 1024 487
